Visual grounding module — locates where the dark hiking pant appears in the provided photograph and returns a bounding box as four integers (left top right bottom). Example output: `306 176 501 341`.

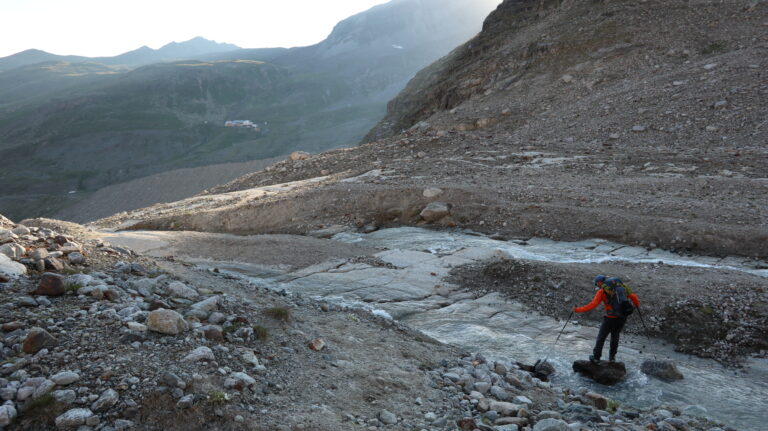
593 316 627 361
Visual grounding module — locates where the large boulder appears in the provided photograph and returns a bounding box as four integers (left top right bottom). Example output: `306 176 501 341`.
533 418 569 431
0 214 13 229
166 281 199 299
147 309 188 335
33 273 65 296
420 202 452 222
289 151 310 161
0 254 26 278
55 408 93 428
22 328 58 354
641 360 684 381
0 243 25 259
572 360 626 385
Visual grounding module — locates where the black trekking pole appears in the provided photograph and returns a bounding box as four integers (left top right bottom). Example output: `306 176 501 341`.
636 307 651 337
554 310 574 345
541 310 574 363
634 306 659 359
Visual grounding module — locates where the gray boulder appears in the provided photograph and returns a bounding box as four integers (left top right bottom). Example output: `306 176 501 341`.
641 360 684 381
147 309 187 335
533 418 569 431
420 202 451 222
55 408 93 428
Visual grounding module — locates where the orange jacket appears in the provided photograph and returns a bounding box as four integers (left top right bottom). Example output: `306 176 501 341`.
575 288 640 318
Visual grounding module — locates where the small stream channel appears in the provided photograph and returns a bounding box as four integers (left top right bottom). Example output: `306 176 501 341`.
210 227 767 430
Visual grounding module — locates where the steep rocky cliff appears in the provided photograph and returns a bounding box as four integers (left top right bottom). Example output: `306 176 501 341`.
365 0 767 141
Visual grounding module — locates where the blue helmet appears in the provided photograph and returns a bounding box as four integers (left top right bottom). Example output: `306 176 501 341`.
593 275 607 286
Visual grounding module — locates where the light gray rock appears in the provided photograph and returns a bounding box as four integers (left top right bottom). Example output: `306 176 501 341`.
52 372 80 386
378 410 397 425
91 389 119 412
183 346 214 362
533 418 569 431
11 226 30 235
177 394 194 409
66 274 95 287
52 389 77 404
208 312 226 324
147 309 187 335
114 419 134 430
55 408 93 428
0 254 26 277
67 253 86 265
536 411 562 420
0 401 16 427
167 281 199 299
420 202 451 222
474 381 491 394
0 387 16 401
32 379 56 399
490 385 510 400
127 322 147 332
423 188 444 198
17 296 38 307
191 296 219 312
30 248 49 260
515 395 533 405
226 372 256 389
158 373 186 389
0 243 25 259
489 401 521 416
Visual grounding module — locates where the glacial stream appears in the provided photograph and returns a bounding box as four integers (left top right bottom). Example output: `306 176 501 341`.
209 227 767 430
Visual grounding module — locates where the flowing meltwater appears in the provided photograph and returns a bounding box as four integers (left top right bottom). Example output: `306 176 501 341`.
209 227 767 430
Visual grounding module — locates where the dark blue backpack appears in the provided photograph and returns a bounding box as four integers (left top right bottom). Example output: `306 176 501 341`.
605 278 634 318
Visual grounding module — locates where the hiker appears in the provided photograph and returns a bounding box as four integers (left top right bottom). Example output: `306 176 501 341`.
574 275 640 363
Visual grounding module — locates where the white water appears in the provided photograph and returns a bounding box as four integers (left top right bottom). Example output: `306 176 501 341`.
216 227 767 430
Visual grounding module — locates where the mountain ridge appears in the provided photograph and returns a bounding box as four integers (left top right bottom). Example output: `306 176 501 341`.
0 0 499 221
0 37 241 71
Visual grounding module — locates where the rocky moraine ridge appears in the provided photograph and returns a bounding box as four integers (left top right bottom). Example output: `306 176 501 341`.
0 215 736 430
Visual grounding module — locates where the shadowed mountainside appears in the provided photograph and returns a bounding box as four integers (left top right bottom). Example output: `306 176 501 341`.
0 0 499 221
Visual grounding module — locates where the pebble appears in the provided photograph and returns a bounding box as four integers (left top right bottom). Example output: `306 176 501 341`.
379 410 397 425
177 394 194 409
51 371 80 386
183 346 215 362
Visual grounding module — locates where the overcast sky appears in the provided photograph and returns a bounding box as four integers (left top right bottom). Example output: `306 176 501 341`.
0 0 391 58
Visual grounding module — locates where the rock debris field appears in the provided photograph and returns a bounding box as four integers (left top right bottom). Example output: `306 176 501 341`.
0 215 747 431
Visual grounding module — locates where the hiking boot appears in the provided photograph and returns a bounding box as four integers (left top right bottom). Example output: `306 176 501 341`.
609 357 616 363
589 355 600 364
